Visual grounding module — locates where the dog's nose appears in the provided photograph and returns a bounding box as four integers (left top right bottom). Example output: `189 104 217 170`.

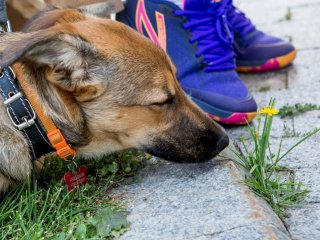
216 134 229 152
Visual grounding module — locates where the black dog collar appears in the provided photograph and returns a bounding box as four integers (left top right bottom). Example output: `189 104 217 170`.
0 67 55 160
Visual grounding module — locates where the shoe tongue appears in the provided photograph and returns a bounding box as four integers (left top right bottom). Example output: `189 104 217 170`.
183 0 221 11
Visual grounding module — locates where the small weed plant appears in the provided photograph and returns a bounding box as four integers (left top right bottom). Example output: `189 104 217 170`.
0 150 149 239
285 7 292 21
279 103 320 118
232 99 320 217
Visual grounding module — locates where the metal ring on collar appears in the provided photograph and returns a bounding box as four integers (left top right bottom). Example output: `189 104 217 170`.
6 99 36 130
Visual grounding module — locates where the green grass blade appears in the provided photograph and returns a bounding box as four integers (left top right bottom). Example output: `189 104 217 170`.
278 128 320 162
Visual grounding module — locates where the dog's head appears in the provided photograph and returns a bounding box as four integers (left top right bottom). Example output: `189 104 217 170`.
0 8 228 163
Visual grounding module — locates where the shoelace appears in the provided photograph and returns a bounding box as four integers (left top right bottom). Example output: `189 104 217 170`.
174 2 235 72
227 5 255 37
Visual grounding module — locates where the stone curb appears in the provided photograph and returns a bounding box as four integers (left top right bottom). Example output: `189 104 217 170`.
111 147 291 239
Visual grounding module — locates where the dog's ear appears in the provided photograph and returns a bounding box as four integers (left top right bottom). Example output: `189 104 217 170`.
0 28 106 102
0 30 58 67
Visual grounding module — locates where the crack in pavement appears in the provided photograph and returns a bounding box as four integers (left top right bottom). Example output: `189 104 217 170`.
183 222 292 240
183 225 249 239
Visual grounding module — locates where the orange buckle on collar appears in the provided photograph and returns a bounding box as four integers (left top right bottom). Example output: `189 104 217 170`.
47 129 76 160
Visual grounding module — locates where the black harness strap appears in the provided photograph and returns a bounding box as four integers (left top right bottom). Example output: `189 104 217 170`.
0 0 55 160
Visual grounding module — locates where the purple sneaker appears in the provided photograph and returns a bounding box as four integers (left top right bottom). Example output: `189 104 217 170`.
117 0 257 124
227 0 297 73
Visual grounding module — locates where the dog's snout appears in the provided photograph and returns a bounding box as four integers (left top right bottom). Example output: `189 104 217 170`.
216 134 229 153
143 102 231 163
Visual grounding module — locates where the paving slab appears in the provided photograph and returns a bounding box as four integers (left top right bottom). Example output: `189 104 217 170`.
294 168 320 203
285 205 320 240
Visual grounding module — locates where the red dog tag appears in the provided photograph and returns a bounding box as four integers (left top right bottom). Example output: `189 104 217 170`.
64 165 88 192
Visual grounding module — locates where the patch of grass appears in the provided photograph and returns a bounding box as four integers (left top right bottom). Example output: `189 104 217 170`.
0 150 149 239
231 99 320 217
279 103 320 118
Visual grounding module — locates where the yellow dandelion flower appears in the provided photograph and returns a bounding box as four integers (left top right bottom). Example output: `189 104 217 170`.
259 107 279 116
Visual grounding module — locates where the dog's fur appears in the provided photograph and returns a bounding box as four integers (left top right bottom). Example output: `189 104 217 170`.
0 6 228 193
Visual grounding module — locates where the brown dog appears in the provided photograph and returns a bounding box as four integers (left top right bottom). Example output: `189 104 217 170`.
0 6 229 193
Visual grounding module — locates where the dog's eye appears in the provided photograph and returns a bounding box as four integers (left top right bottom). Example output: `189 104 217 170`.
152 97 174 106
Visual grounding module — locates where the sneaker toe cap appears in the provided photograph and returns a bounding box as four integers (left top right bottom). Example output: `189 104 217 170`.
249 40 295 60
239 33 296 61
185 88 258 115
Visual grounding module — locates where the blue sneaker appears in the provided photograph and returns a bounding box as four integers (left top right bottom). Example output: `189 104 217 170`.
227 0 297 72
117 0 257 124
